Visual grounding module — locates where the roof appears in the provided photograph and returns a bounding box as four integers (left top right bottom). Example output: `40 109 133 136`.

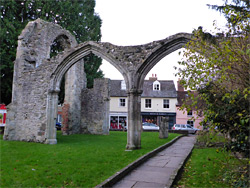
110 80 177 98
177 91 205 111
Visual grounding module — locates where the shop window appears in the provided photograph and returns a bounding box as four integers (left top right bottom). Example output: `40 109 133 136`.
145 99 152 108
119 116 127 130
119 98 126 107
110 116 127 130
110 116 118 129
163 99 169 108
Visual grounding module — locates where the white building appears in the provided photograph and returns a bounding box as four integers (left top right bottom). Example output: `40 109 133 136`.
109 75 177 130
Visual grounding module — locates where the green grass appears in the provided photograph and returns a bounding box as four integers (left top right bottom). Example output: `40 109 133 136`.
175 147 243 188
0 131 180 187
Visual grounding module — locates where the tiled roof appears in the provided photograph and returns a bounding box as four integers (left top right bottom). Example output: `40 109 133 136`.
110 80 177 98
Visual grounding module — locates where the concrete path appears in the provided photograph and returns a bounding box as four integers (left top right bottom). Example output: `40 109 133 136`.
112 136 196 188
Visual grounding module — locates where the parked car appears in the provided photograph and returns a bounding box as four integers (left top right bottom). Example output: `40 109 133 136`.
142 122 159 131
172 124 200 134
56 122 62 130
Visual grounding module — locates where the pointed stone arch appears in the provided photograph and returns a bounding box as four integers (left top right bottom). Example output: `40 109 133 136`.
136 33 192 90
46 42 130 143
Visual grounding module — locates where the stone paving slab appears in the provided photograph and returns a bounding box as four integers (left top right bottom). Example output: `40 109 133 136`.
112 136 196 188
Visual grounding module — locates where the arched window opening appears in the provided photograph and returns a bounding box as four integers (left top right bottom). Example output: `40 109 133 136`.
50 35 70 58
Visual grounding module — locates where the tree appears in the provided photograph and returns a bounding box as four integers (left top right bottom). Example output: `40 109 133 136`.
176 4 250 157
176 2 249 185
208 0 249 27
0 0 103 105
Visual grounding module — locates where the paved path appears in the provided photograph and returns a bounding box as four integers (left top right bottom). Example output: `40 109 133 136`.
112 136 196 188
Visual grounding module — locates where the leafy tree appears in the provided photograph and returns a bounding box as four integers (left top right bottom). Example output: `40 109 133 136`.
0 0 103 105
176 3 249 185
176 4 250 157
208 0 249 27
84 53 104 88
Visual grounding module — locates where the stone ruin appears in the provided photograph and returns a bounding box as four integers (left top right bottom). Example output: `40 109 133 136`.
4 19 191 149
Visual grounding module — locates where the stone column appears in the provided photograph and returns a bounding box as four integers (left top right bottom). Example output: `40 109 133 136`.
159 116 169 139
126 89 143 150
45 90 59 144
62 59 86 134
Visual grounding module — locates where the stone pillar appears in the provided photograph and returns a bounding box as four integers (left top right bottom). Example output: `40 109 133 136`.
159 116 169 139
45 90 59 144
126 89 143 150
62 59 86 134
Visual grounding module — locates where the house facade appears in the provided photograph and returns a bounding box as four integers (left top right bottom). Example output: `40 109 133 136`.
109 75 177 130
175 80 204 130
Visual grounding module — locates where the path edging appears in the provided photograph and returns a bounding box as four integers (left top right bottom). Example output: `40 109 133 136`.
95 134 185 188
166 144 194 188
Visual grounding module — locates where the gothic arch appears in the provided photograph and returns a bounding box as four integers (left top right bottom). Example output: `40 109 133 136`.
50 41 129 92
136 33 192 90
46 42 130 143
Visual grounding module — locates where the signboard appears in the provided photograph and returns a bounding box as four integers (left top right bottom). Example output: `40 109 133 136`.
0 104 7 127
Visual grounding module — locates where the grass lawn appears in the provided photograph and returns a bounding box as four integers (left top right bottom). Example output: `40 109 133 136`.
0 131 180 187
175 147 244 188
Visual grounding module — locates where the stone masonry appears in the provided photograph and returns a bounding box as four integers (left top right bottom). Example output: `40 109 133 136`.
4 19 192 149
81 78 110 135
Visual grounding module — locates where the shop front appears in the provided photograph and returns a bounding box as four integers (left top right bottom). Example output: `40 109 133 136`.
141 112 176 129
109 113 127 130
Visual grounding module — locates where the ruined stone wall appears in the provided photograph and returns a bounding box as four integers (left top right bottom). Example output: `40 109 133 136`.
81 78 110 135
4 19 79 143
5 62 55 142
62 59 86 135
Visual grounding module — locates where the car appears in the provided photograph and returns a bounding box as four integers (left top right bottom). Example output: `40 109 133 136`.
172 124 200 134
56 122 62 130
142 122 159 131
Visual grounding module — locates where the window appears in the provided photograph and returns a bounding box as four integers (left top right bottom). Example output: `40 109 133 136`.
57 114 62 123
163 99 170 108
119 98 126 107
154 84 160 90
145 99 152 108
153 81 161 91
187 120 194 126
121 80 126 90
187 110 193 116
110 115 127 130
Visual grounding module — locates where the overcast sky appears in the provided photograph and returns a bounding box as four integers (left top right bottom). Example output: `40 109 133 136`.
95 0 226 86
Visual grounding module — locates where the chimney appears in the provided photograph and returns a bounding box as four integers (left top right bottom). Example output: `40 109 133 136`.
149 74 157 81
177 78 184 91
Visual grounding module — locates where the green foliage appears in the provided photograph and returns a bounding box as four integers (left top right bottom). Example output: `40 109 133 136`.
0 132 180 187
0 0 103 105
208 0 250 27
176 5 250 157
84 53 104 88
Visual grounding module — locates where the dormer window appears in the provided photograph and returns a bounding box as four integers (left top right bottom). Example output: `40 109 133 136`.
121 80 126 90
153 80 160 91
